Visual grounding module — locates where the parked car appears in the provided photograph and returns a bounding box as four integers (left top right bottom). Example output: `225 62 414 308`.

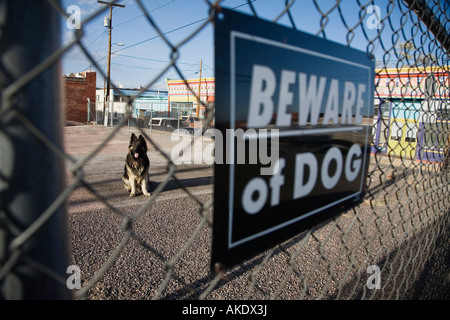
149 117 189 132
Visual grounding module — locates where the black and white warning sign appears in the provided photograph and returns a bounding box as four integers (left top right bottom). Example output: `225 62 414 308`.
212 9 374 270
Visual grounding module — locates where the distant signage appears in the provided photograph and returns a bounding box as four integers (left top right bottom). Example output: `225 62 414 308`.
212 9 374 270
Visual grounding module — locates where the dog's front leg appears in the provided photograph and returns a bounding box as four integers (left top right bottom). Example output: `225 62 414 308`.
129 177 137 197
141 175 150 197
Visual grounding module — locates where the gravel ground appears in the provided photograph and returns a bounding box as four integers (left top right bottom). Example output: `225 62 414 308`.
64 125 450 300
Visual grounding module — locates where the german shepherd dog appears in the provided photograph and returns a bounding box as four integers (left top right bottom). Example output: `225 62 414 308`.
123 133 150 197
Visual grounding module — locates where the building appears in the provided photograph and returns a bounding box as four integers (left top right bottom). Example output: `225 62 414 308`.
95 88 168 124
166 77 215 118
64 71 96 123
372 66 449 162
133 90 169 118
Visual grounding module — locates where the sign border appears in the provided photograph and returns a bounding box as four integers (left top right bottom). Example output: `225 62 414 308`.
228 31 373 249
212 8 375 271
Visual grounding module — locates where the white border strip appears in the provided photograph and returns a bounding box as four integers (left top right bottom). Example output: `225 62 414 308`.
243 127 364 140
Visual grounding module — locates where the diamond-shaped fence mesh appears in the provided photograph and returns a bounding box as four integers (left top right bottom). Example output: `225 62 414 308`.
0 0 449 300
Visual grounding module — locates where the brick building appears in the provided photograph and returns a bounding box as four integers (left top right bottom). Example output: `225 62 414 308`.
64 71 96 123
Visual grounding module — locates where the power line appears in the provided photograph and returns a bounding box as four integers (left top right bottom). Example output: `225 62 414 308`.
80 0 257 72
114 0 258 54
111 61 202 73
114 16 209 53
94 30 107 60
114 0 178 28
115 53 198 65
81 16 209 70
111 62 160 70
65 29 107 63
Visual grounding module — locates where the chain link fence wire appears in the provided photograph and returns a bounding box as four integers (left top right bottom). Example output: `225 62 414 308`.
0 0 449 299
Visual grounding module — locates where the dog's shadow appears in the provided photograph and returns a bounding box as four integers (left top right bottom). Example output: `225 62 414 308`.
148 176 213 194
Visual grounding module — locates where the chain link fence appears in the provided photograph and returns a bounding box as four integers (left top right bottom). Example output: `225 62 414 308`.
1 0 449 300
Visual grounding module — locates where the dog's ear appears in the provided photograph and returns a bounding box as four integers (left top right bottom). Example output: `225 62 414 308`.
138 134 147 147
130 133 137 143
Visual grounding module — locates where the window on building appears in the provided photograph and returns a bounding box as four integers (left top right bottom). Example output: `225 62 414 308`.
405 122 418 143
391 121 402 141
171 102 194 117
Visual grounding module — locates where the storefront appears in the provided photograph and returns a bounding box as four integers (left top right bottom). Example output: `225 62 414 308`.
166 77 215 119
372 66 449 162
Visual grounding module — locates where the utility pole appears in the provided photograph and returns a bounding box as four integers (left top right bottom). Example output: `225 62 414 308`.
98 0 125 125
196 58 202 117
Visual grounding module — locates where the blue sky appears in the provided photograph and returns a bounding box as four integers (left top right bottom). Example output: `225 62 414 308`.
61 0 441 91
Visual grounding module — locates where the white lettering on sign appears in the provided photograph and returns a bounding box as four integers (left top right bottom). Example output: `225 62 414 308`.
242 144 362 214
247 64 367 128
241 64 367 215
248 65 277 127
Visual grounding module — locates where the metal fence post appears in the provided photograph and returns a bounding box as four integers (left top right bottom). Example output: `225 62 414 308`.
87 98 91 123
0 0 71 299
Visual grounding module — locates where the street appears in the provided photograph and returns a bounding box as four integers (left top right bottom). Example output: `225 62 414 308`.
64 124 215 299
63 124 446 300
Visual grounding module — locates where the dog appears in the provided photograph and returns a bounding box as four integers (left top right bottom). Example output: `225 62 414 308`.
123 133 151 197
